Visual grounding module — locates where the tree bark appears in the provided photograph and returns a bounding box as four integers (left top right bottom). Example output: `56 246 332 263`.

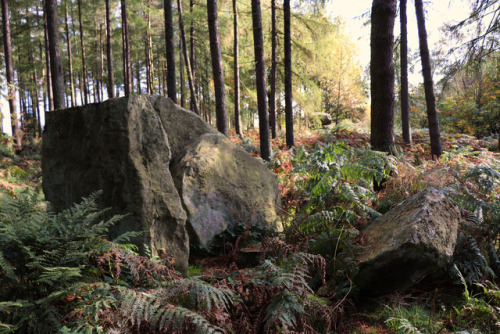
43 8 53 111
77 0 88 104
251 0 271 160
189 0 197 112
46 0 65 110
179 40 185 107
207 0 228 136
233 0 242 136
145 0 154 95
64 0 75 106
1 0 21 148
370 0 396 153
284 0 294 148
400 0 411 145
269 0 277 139
121 0 132 96
415 0 442 157
164 0 177 102
177 0 199 114
105 0 114 98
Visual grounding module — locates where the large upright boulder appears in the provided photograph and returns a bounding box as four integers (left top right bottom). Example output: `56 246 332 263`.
172 133 282 247
355 188 461 296
43 96 192 273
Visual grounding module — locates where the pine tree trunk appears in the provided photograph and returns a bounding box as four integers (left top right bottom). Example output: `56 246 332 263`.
207 0 228 136
105 0 114 98
64 0 75 106
189 0 197 111
400 0 411 145
99 23 104 101
415 0 442 157
121 0 132 96
77 0 88 104
177 0 199 114
46 0 65 110
233 0 242 136
1 0 22 148
370 0 396 153
179 40 185 108
44 8 53 110
251 0 271 160
145 0 154 95
164 0 177 102
284 0 294 148
269 0 277 139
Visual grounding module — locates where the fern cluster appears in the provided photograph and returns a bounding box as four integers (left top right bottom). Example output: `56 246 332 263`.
0 192 235 333
443 165 500 286
292 142 395 232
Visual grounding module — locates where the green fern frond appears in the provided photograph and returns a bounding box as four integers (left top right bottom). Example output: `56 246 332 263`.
264 290 303 332
167 277 234 311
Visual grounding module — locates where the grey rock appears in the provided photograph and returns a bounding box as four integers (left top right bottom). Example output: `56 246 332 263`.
172 133 283 247
355 188 461 296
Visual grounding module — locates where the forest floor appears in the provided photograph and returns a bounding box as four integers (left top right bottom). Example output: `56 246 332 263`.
1 126 499 333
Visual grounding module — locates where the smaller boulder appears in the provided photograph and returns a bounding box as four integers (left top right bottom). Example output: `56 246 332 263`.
355 188 461 296
172 133 282 248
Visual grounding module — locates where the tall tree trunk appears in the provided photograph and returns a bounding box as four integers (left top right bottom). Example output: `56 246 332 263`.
145 0 154 95
268 0 277 139
64 0 75 106
105 0 114 98
121 0 132 96
189 0 197 111
179 40 185 107
77 0 88 104
284 0 294 148
370 0 396 153
233 0 242 136
1 0 21 148
99 23 104 101
415 0 442 157
164 0 177 102
400 0 411 145
43 14 53 111
177 0 199 114
207 0 228 136
46 0 65 110
251 0 271 160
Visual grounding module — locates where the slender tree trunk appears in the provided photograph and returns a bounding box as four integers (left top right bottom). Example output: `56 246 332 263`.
268 0 277 138
164 0 177 102
189 0 197 111
64 0 75 106
77 0 88 104
284 0 294 148
46 0 65 110
400 0 411 145
179 40 185 107
177 0 199 114
121 0 132 96
207 0 228 136
145 0 154 95
1 0 22 148
233 0 242 136
251 0 271 160
44 9 53 111
99 23 104 101
370 0 396 153
415 0 442 157
105 0 114 98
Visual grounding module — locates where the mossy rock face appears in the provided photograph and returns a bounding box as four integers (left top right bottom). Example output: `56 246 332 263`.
172 133 282 248
43 94 282 273
355 188 461 296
